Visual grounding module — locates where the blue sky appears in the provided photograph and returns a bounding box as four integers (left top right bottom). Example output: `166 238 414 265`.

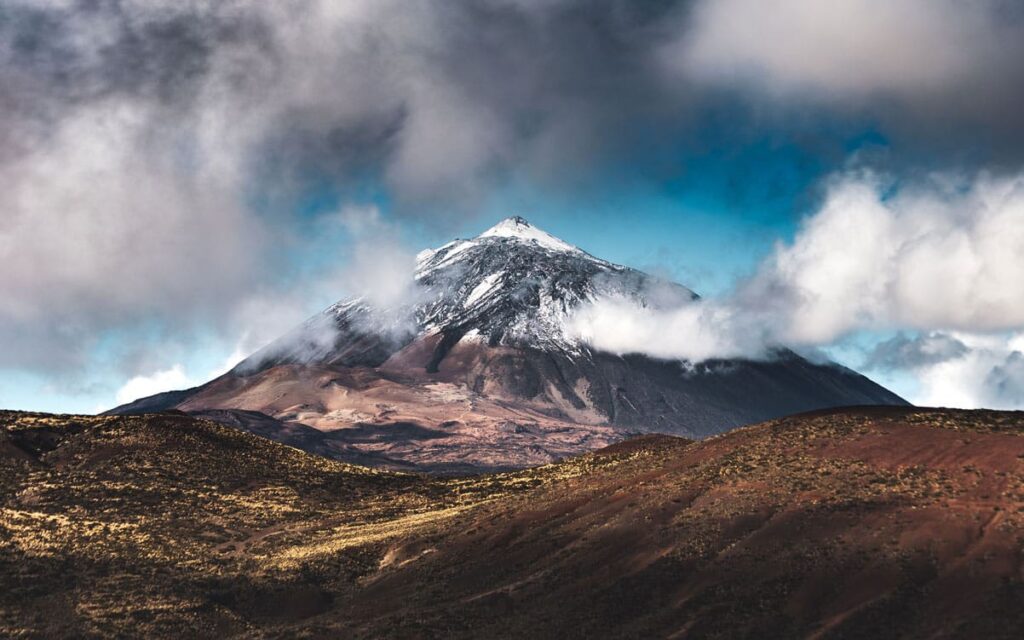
3 0 1024 413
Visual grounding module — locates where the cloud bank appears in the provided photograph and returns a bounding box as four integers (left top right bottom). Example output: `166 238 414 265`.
3 0 1024 408
870 332 1024 410
0 0 698 379
864 333 969 372
748 171 1024 341
572 170 1024 404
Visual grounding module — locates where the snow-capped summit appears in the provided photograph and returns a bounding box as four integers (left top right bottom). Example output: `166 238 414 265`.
476 216 581 254
233 216 692 374
406 216 690 357
415 216 595 277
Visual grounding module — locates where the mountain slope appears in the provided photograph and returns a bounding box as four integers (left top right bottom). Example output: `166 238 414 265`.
3 407 1023 638
109 217 906 470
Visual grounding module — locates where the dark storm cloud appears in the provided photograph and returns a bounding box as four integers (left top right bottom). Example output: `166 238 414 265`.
6 0 1024 212
0 0 706 375
864 332 970 371
676 0 1024 166
984 352 1024 408
4 0 1024 379
0 1 706 210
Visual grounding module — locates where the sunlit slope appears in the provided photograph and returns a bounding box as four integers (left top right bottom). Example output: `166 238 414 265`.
3 407 1023 638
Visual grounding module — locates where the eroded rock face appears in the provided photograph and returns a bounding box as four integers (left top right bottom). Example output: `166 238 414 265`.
108 217 906 471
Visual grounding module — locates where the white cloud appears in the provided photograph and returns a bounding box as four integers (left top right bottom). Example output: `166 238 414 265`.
570 295 769 363
900 332 1024 410
114 365 194 405
215 343 249 376
863 332 968 371
0 91 269 372
331 206 422 311
752 171 1024 339
570 169 1024 405
111 341 248 408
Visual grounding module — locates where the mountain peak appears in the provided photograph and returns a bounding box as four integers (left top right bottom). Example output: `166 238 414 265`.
481 215 532 234
477 216 580 253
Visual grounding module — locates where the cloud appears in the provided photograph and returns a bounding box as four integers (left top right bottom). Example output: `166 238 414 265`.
984 350 1024 409
223 205 429 376
331 207 423 311
0 0 704 209
570 295 770 363
674 0 1024 159
748 171 1024 340
572 164 1024 412
863 333 969 371
316 206 429 345
112 343 246 407
5 0 1024 409
0 0 698 379
0 100 268 369
680 0 1004 96
880 332 1024 410
571 170 1024 370
114 364 192 405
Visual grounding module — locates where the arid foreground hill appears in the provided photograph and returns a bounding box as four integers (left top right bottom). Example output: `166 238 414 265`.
2 407 1024 638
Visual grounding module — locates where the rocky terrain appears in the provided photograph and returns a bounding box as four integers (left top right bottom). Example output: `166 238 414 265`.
109 217 905 471
3 406 1023 638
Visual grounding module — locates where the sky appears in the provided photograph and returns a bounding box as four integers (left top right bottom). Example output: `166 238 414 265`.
2 0 1024 413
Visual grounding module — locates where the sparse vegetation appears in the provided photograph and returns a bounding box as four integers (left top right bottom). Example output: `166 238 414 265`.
2 407 1023 638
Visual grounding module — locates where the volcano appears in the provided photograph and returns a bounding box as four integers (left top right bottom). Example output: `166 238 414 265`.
109 217 906 471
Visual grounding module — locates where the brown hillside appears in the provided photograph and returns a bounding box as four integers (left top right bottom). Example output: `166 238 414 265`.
2 407 1023 638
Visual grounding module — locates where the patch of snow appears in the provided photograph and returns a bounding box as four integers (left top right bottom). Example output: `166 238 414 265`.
464 271 504 308
478 216 581 254
459 328 486 344
326 297 367 317
417 240 477 277
415 248 436 264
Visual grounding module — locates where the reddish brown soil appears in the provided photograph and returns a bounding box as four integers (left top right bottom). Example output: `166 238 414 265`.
177 363 618 471
2 407 1023 638
338 407 1024 638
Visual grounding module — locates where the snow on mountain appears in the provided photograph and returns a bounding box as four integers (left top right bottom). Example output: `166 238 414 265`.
476 215 582 253
415 217 694 353
463 271 505 308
